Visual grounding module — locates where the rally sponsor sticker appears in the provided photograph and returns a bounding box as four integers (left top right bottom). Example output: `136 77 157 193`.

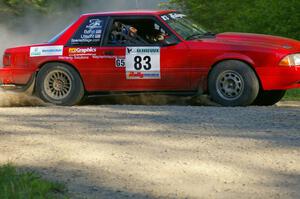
161 13 186 21
71 18 104 45
125 47 160 79
69 47 97 56
115 58 125 68
30 45 63 57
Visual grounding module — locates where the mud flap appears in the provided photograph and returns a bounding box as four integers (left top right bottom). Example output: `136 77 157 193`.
0 73 36 95
24 77 35 95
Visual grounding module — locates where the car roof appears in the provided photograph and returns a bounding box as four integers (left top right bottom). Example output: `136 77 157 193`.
81 10 176 17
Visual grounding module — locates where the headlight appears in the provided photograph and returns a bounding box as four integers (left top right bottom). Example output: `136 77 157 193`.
279 53 300 66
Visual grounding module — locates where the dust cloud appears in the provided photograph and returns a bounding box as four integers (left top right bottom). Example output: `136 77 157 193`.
0 0 165 57
0 91 45 107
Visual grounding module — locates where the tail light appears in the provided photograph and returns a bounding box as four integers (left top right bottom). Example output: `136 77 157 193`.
3 53 11 67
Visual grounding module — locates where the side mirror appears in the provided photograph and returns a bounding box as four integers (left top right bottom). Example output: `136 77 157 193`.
163 35 180 46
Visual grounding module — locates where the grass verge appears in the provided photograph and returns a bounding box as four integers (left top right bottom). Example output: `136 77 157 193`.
284 89 300 101
0 164 68 199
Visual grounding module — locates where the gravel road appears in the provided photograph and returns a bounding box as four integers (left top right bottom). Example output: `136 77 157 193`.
0 100 299 198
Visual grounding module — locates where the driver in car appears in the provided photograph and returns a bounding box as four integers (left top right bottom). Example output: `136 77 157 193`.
110 21 147 45
146 29 168 44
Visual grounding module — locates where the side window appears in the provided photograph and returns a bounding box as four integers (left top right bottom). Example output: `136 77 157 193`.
68 16 106 46
147 22 169 44
105 17 179 46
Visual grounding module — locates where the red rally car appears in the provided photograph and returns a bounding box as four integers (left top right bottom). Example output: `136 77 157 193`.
1 10 300 106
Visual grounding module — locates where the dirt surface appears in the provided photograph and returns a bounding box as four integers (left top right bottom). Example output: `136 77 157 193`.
0 103 300 199
277 101 300 108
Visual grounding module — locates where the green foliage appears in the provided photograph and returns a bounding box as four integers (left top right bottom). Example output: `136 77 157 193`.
1 0 46 15
0 0 83 30
0 0 82 17
0 164 68 199
166 0 300 100
284 89 300 100
167 0 300 40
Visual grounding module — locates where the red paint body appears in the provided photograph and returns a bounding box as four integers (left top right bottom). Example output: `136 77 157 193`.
1 10 300 93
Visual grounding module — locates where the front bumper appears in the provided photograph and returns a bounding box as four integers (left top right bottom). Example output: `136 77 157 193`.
0 67 36 93
256 66 300 90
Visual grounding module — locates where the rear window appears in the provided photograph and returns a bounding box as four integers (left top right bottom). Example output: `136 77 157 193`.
48 21 75 43
68 16 106 46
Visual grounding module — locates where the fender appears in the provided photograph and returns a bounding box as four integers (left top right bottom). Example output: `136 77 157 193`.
213 53 255 68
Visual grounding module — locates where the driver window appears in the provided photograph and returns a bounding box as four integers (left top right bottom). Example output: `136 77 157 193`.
106 17 177 46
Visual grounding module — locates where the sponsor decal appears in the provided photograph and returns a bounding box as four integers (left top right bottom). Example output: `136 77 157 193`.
126 48 159 54
86 19 102 30
125 47 161 80
58 56 89 60
92 55 125 59
71 18 104 45
161 13 186 21
126 71 160 79
30 46 63 57
58 56 74 60
73 56 89 60
69 47 97 56
92 55 119 59
115 58 125 68
127 72 144 79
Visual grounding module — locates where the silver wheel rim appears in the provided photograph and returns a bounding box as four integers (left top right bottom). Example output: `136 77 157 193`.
216 70 244 101
44 69 72 100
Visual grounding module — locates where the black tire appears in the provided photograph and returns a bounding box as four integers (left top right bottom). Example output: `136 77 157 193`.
36 62 84 106
208 60 259 106
252 90 286 106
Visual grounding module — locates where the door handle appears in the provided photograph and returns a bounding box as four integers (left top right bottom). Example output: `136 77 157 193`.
104 51 114 55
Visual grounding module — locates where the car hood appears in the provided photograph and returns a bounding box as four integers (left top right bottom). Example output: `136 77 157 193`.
214 32 300 51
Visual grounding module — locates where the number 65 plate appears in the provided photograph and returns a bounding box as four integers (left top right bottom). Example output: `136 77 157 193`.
125 47 161 79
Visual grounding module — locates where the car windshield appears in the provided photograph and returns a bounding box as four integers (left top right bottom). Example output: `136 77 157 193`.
161 13 209 40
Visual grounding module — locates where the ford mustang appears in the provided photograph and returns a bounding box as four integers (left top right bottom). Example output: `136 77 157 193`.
1 10 299 106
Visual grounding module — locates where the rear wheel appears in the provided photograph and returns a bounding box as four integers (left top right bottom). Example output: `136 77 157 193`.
252 90 286 106
36 63 84 106
208 60 259 106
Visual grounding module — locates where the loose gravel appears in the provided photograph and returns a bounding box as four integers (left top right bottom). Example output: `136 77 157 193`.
0 104 299 199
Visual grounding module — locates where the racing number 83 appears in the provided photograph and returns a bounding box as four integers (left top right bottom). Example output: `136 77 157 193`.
134 56 151 70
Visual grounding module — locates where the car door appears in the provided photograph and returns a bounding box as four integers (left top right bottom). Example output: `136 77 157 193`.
65 15 114 92
85 15 192 92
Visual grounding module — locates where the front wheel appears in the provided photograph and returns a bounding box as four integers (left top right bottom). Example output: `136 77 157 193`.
208 60 259 106
36 63 84 106
252 90 286 106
